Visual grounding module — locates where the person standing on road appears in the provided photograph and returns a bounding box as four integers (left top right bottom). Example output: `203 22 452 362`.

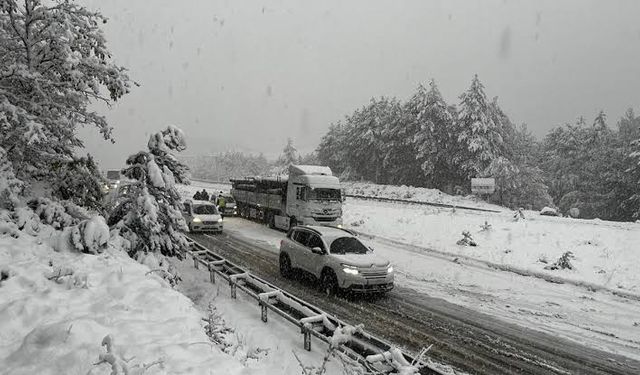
193 191 202 200
217 194 226 213
201 189 210 201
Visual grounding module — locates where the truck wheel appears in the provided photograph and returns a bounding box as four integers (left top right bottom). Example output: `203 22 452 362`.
279 253 292 278
321 269 339 297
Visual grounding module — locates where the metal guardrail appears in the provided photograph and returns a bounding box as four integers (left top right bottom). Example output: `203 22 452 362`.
184 238 444 375
346 194 502 213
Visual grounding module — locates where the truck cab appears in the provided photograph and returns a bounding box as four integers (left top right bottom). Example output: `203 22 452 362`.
285 165 342 227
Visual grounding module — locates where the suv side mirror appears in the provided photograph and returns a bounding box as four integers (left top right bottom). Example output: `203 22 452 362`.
311 247 324 255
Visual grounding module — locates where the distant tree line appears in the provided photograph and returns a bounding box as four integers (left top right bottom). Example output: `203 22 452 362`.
315 75 640 221
183 140 318 181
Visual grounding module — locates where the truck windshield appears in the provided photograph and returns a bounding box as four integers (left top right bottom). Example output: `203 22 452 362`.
193 205 218 215
307 188 341 201
330 237 368 255
106 170 120 180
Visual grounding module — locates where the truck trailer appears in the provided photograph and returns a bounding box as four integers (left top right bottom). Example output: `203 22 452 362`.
230 165 343 230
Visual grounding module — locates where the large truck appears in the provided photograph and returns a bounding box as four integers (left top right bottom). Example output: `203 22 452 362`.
230 165 343 230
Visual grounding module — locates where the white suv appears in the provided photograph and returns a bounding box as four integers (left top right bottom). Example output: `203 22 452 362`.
279 226 394 295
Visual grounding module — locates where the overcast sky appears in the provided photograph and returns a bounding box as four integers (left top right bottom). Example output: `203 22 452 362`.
79 0 640 170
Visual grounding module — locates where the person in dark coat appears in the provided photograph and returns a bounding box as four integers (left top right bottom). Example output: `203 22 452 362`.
193 191 202 200
201 189 210 201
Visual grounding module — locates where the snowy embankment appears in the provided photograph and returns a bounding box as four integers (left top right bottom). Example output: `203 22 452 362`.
0 233 243 374
0 222 338 374
342 181 506 211
344 199 640 294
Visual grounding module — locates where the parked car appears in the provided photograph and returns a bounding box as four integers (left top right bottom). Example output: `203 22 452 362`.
183 200 223 233
279 225 394 295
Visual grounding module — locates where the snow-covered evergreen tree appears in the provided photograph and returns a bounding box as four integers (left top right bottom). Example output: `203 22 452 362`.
51 155 106 211
316 122 348 176
618 108 640 142
274 138 299 174
456 75 505 179
408 80 458 188
0 0 131 199
110 126 189 258
345 97 401 184
626 136 640 219
0 147 23 209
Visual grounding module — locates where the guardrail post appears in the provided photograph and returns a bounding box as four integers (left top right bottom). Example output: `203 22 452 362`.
208 263 216 284
230 279 237 299
260 301 268 322
302 325 311 351
193 254 199 269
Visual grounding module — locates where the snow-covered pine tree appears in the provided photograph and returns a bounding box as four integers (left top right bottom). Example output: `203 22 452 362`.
409 80 458 188
625 135 640 219
275 138 299 174
316 122 349 176
0 147 23 210
618 108 640 142
51 154 106 212
456 75 505 179
0 0 131 200
345 97 400 184
110 126 190 258
382 86 423 186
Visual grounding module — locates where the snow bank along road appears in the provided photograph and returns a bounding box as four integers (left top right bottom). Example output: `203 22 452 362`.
186 226 639 375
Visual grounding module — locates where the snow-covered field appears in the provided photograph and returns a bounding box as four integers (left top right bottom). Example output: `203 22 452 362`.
344 199 640 294
342 181 505 211
0 222 344 374
182 180 640 360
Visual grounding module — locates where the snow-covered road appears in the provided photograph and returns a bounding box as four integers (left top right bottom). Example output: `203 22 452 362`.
181 181 640 365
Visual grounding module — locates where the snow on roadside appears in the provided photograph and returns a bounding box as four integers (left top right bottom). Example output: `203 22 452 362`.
342 181 505 211
344 199 640 294
0 233 246 374
0 224 347 375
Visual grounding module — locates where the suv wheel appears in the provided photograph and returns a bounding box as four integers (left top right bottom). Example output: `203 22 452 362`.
321 270 339 297
279 253 292 278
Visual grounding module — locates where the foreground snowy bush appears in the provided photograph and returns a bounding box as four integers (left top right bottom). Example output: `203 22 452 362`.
0 232 244 375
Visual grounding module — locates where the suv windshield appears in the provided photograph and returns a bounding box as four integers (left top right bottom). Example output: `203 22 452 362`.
307 188 341 201
329 237 368 255
193 205 218 215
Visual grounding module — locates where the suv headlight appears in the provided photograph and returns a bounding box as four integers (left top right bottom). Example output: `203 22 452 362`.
342 264 359 275
218 218 223 223
387 265 394 274
192 217 202 223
